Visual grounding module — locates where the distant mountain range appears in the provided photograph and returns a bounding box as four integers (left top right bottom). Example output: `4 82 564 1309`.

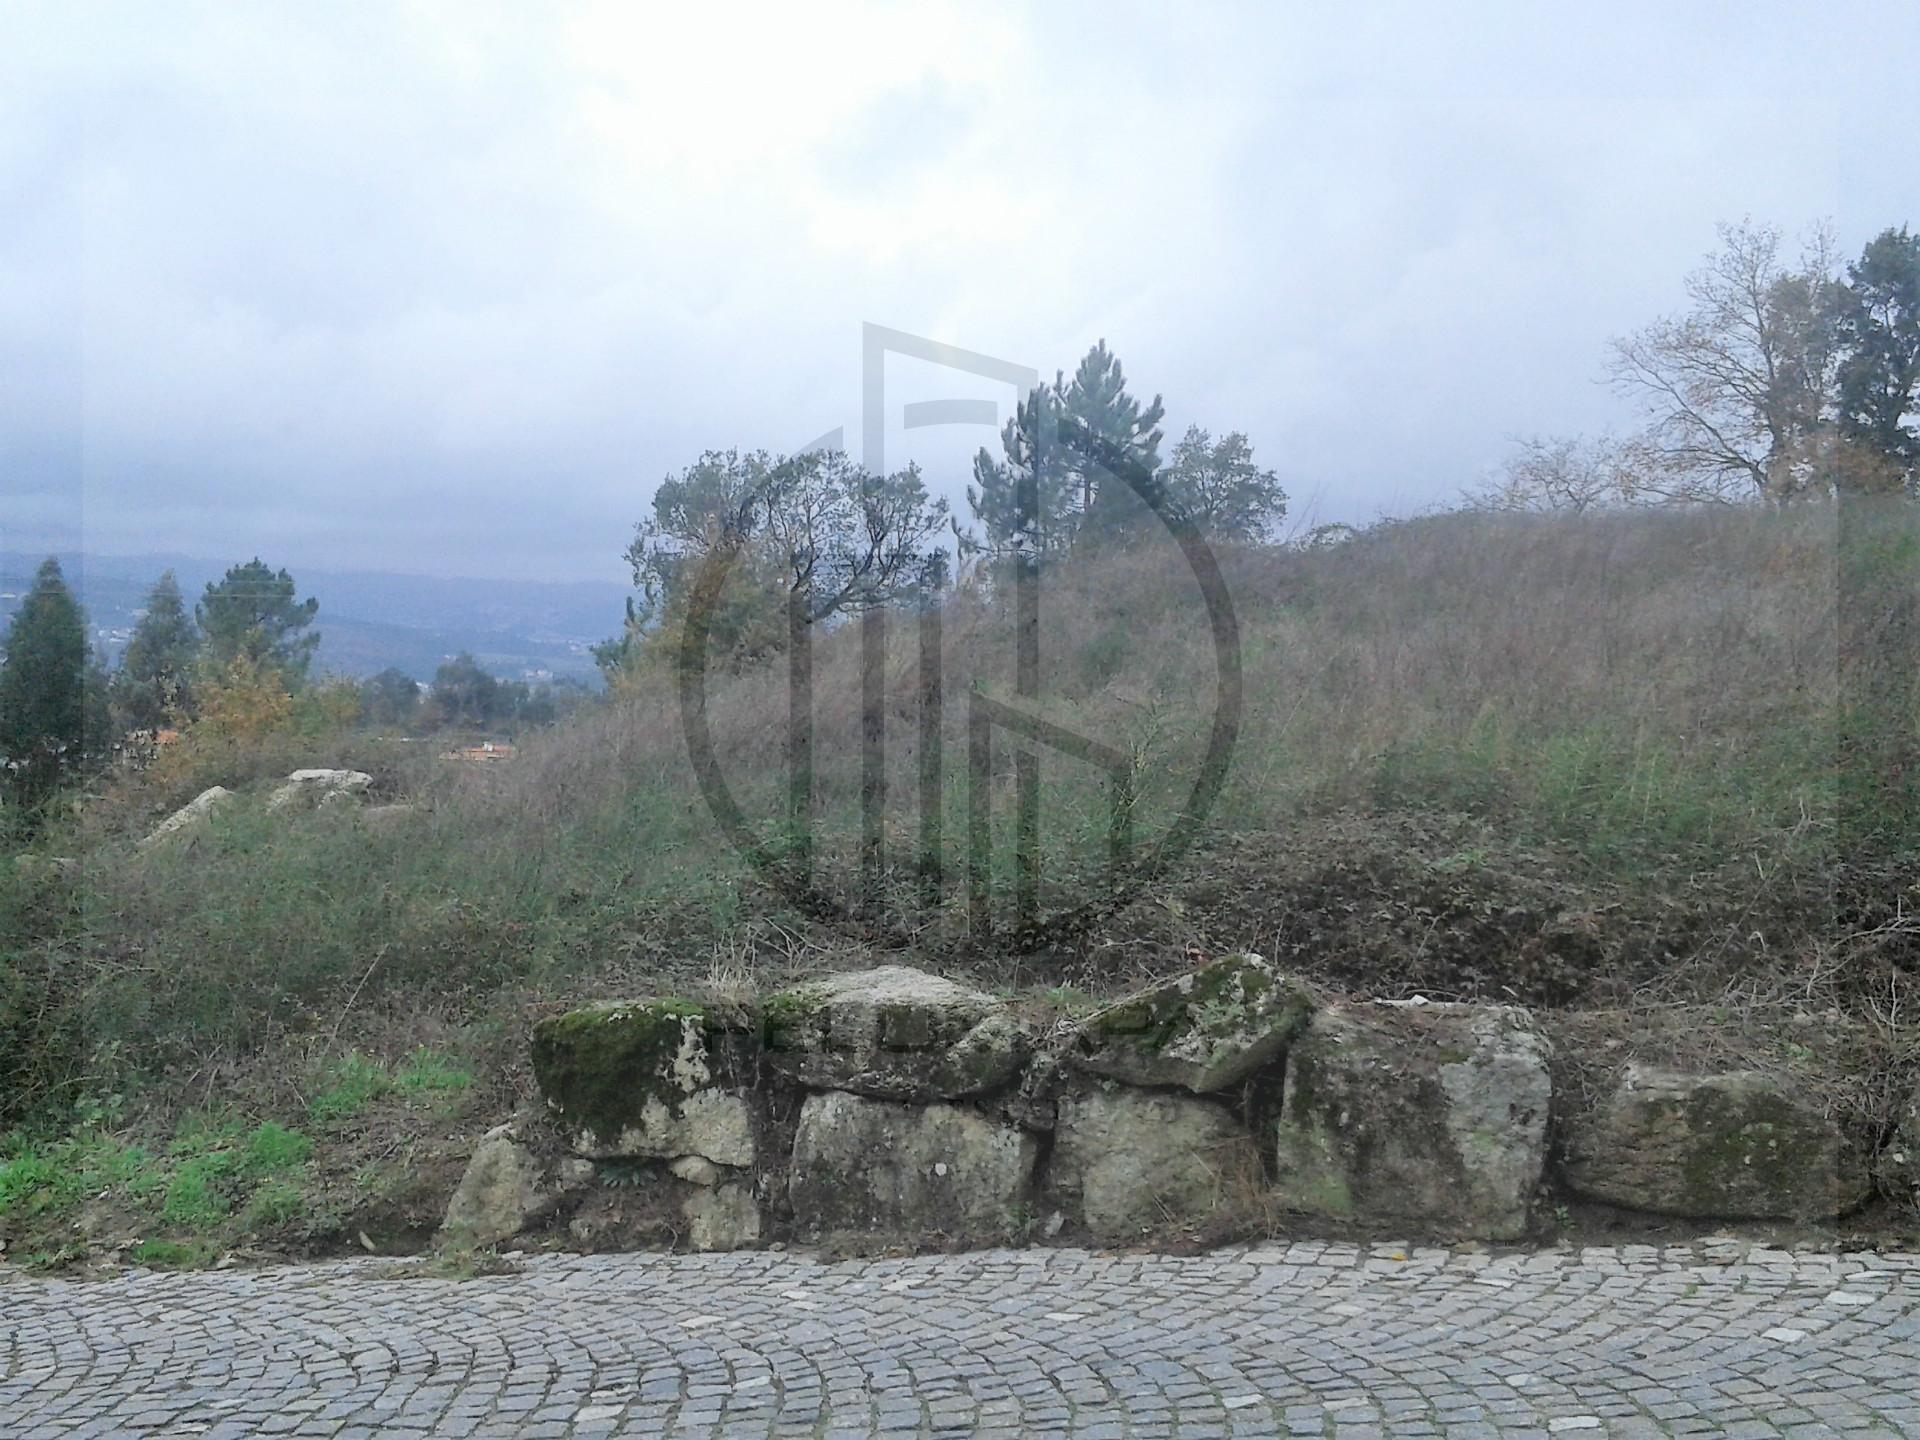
0 552 628 684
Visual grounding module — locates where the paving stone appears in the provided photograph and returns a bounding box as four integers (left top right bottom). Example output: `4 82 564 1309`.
0 1243 1914 1434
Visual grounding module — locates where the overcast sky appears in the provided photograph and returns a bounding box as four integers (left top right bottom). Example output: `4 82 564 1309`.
4 1 1916 583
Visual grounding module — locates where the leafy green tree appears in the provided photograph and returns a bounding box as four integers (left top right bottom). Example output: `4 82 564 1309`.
360 667 421 728
1836 226 1920 492
1159 426 1288 540
197 559 320 679
113 571 200 732
429 652 499 729
618 448 948 669
0 558 94 801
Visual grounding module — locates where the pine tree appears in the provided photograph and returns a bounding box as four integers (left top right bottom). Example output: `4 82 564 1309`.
1158 427 1289 541
197 559 320 679
361 667 421 728
966 382 1074 561
1062 340 1166 549
966 342 1167 560
0 558 93 802
113 570 200 732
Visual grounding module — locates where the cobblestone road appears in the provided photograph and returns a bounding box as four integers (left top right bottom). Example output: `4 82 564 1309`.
2 1241 1917 1437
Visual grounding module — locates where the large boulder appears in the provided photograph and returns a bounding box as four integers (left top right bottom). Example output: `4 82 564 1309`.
266 768 372 812
1270 1001 1550 1241
788 1090 1037 1243
1559 1064 1872 1220
138 786 235 849
532 1000 757 1167
764 966 1027 1102
1068 953 1313 1093
440 1128 589 1247
1050 1087 1256 1243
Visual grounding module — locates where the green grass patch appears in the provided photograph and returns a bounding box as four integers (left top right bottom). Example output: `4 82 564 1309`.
395 1048 473 1095
0 1132 161 1221
243 1121 312 1176
161 1152 241 1229
130 1238 215 1269
310 1048 470 1123
309 1051 392 1122
242 1177 308 1228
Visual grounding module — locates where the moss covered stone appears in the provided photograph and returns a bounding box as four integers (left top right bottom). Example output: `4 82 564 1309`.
1270 1001 1550 1241
1069 953 1313 1094
1559 1064 1871 1221
532 999 756 1165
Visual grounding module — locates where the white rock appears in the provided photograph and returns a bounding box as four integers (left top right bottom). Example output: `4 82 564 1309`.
138 787 235 849
266 768 373 813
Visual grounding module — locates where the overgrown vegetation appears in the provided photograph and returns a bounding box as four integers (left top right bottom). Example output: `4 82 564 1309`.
6 502 1912 1097
1 221 1915 1267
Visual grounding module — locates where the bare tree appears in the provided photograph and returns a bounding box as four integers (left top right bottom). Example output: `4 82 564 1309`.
1609 221 1843 506
1466 434 1637 514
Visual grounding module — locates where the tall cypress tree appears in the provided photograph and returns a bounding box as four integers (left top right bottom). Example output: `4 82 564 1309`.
0 558 92 802
113 570 200 731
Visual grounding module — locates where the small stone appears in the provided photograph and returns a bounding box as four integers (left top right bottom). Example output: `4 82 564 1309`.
682 1184 761 1251
669 1156 721 1186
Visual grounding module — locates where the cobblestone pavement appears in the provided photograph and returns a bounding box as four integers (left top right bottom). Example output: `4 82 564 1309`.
2 1241 1917 1437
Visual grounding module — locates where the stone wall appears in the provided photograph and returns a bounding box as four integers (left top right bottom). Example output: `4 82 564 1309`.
444 956 1906 1253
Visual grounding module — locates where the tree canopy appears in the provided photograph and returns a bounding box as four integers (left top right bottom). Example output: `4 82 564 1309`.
1159 426 1288 541
968 340 1172 557
0 558 94 801
616 448 948 669
113 570 199 732
197 559 320 678
1836 225 1920 492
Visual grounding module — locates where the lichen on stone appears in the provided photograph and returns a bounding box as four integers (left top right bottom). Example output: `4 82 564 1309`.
1071 953 1313 1093
532 997 755 1165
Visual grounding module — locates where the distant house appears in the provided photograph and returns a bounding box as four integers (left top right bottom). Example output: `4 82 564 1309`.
441 740 515 763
